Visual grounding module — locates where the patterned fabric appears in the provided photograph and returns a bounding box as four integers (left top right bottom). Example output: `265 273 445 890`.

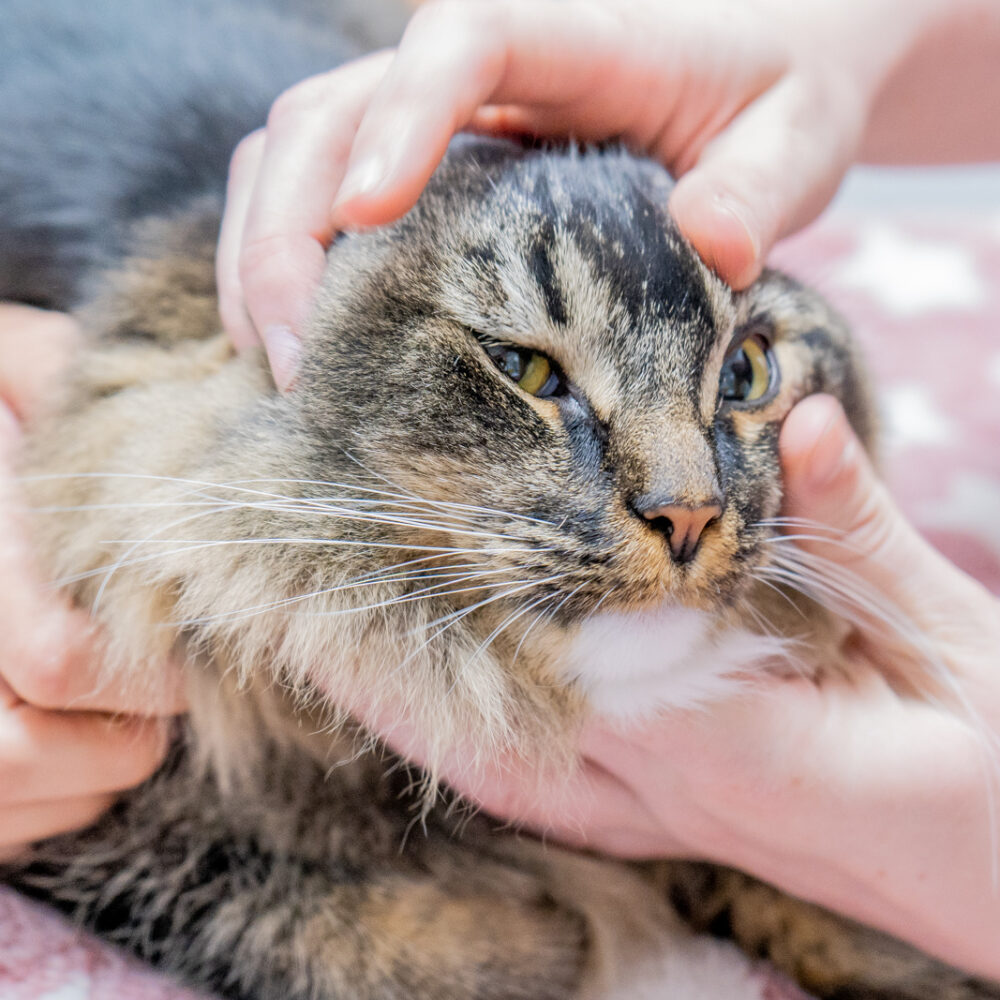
772 209 1000 596
2 209 997 998
0 887 204 999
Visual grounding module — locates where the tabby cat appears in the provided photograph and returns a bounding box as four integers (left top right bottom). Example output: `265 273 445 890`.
2 2 996 998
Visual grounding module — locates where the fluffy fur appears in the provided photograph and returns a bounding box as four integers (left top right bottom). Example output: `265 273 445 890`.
1 3 997 999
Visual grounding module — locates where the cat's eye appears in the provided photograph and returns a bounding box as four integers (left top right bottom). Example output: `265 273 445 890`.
719 333 775 404
481 340 566 398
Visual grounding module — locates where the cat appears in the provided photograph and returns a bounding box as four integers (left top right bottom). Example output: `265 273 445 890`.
1 2 997 998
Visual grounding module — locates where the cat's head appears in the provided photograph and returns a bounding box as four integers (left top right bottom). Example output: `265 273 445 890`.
27 139 873 765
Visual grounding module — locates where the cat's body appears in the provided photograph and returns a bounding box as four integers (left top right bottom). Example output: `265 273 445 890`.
2 3 997 999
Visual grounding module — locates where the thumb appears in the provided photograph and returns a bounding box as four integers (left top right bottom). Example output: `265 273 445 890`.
669 77 859 289
779 394 981 625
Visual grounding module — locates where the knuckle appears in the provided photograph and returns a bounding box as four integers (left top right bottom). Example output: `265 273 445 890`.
217 290 255 348
228 128 266 176
0 739 29 805
237 233 297 293
237 234 324 319
408 0 498 53
266 74 332 129
5 641 74 710
413 0 481 31
114 728 168 789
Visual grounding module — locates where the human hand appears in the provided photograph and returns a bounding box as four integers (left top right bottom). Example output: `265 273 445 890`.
361 393 1000 980
0 304 187 861
216 0 977 386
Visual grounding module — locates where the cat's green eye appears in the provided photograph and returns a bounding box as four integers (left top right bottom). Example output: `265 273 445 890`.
482 341 565 398
719 333 774 404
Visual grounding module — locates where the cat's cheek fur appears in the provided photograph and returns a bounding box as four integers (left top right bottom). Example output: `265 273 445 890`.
561 604 792 718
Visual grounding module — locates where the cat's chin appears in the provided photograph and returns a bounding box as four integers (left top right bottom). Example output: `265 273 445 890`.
560 602 792 720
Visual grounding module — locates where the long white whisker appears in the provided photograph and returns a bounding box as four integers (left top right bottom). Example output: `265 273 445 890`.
24 470 553 527
508 593 564 669
450 590 563 694
171 566 527 628
387 575 569 685
761 542 1000 878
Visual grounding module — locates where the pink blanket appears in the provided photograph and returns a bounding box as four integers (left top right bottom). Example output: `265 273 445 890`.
3 209 999 997
0 886 207 999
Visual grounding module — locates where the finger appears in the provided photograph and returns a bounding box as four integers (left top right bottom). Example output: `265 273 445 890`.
0 303 80 421
357 690 666 855
331 0 633 228
0 400 187 715
238 51 394 388
217 129 267 352
334 1 785 232
0 793 116 860
669 76 861 288
779 395 993 629
0 688 170 805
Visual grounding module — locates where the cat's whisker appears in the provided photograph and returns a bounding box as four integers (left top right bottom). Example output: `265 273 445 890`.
171 566 530 628
58 539 538 589
762 546 992 707
337 449 558 530
757 564 890 630
89 503 262 614
418 574 569 634
30 500 251 514
219 477 556 527
104 537 544 556
384 575 570 688
508 593 565 670
746 571 810 621
755 514 849 534
763 548 911 629
54 512 520 588
448 590 565 696
34 489 537 545
493 580 591 674
760 543 1000 866
733 592 781 637
761 532 869 557
578 586 618 627
259 506 528 543
23 472 500 529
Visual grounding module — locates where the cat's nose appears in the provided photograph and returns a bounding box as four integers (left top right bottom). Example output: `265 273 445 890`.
635 500 722 564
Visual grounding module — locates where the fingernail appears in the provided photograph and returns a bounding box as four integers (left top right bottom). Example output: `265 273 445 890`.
803 405 855 492
0 397 23 449
333 154 388 211
712 194 761 287
263 325 302 393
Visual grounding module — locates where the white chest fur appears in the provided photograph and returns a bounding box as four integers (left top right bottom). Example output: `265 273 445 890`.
562 604 790 719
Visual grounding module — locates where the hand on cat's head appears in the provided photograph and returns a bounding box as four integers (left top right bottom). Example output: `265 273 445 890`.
0 304 186 860
218 0 881 389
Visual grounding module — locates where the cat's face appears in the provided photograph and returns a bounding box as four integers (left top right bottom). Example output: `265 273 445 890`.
296 141 869 625
27 139 872 757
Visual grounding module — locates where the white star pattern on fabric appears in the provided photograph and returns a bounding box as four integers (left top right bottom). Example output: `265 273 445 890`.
881 383 958 451
917 473 1000 561
988 354 1000 389
832 224 987 317
36 980 90 1000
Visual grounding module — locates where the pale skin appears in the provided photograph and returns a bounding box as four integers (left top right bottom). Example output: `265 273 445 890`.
3 0 1000 979
0 305 186 862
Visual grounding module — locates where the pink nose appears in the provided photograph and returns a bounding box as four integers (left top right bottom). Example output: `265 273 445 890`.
641 502 722 564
